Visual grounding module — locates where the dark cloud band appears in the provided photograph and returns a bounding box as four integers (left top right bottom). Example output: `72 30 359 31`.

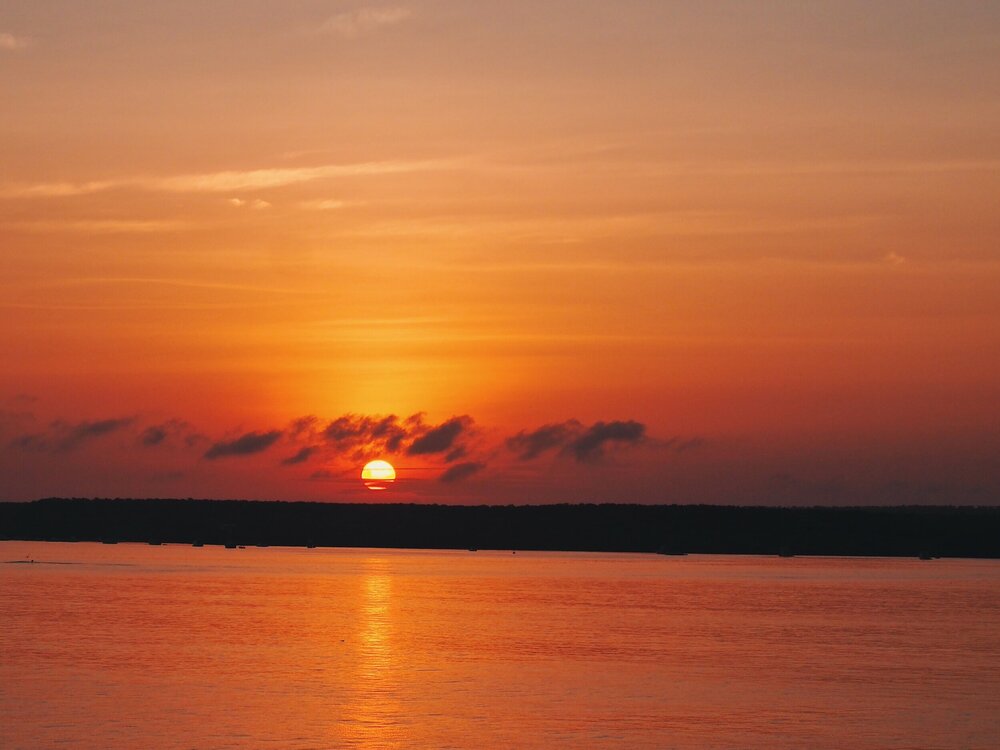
506 419 646 463
204 430 283 459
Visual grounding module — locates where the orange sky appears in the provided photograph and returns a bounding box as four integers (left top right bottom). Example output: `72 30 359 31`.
2 2 999 503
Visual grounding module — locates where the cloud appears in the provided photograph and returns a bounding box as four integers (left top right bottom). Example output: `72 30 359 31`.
885 252 906 265
408 416 471 455
506 421 582 460
1 160 451 199
317 6 412 37
1 181 118 198
289 415 319 437
323 413 418 457
281 446 316 466
137 420 192 448
204 430 282 459
153 160 440 193
139 426 168 447
299 199 350 211
506 419 647 463
11 417 134 453
660 436 706 453
439 462 485 483
65 418 134 447
7 219 190 234
0 32 30 51
568 420 646 462
54 418 134 451
316 412 475 461
228 198 271 210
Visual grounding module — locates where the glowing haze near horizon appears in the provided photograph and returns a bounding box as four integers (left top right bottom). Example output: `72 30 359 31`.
1 1 998 504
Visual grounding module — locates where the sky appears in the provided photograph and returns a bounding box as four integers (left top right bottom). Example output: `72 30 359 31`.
1 1 999 504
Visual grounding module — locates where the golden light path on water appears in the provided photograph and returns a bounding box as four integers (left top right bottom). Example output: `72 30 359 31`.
342 562 400 746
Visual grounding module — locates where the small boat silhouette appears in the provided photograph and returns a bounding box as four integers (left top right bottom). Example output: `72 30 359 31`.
656 545 687 556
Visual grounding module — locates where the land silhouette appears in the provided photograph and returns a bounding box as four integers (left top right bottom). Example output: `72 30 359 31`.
2 498 999 557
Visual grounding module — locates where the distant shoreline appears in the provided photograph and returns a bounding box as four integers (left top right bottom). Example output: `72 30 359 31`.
3 498 999 558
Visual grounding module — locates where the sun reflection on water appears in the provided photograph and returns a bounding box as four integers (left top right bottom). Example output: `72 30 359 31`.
359 571 392 676
340 560 404 747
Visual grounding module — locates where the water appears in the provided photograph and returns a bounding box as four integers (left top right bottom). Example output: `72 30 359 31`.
2 542 998 749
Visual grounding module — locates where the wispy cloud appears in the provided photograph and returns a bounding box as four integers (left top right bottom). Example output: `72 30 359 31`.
299 199 351 211
138 419 194 448
156 160 440 193
317 6 412 37
139 426 169 447
0 32 30 51
10 417 134 453
228 197 271 210
1 159 450 199
323 413 416 457
506 420 647 463
439 461 485 483
408 416 471 456
8 219 190 234
2 181 117 198
570 421 646 462
505 421 582 460
14 276 307 294
204 430 283 460
281 446 317 466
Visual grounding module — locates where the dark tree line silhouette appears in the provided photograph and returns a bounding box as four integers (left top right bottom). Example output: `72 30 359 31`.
1 498 999 557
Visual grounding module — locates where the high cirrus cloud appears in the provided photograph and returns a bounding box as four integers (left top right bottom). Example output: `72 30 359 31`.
317 6 412 37
0 32 30 51
506 419 647 463
204 430 283 459
0 159 451 199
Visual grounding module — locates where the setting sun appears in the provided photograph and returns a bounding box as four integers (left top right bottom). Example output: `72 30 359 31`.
3 4 1000 749
361 460 396 491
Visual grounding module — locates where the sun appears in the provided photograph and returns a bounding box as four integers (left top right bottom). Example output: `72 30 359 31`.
361 460 396 491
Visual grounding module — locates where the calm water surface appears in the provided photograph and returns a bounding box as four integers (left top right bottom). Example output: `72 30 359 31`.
1 542 999 749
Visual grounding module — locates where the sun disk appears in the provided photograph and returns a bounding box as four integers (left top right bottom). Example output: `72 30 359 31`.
361 460 396 490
